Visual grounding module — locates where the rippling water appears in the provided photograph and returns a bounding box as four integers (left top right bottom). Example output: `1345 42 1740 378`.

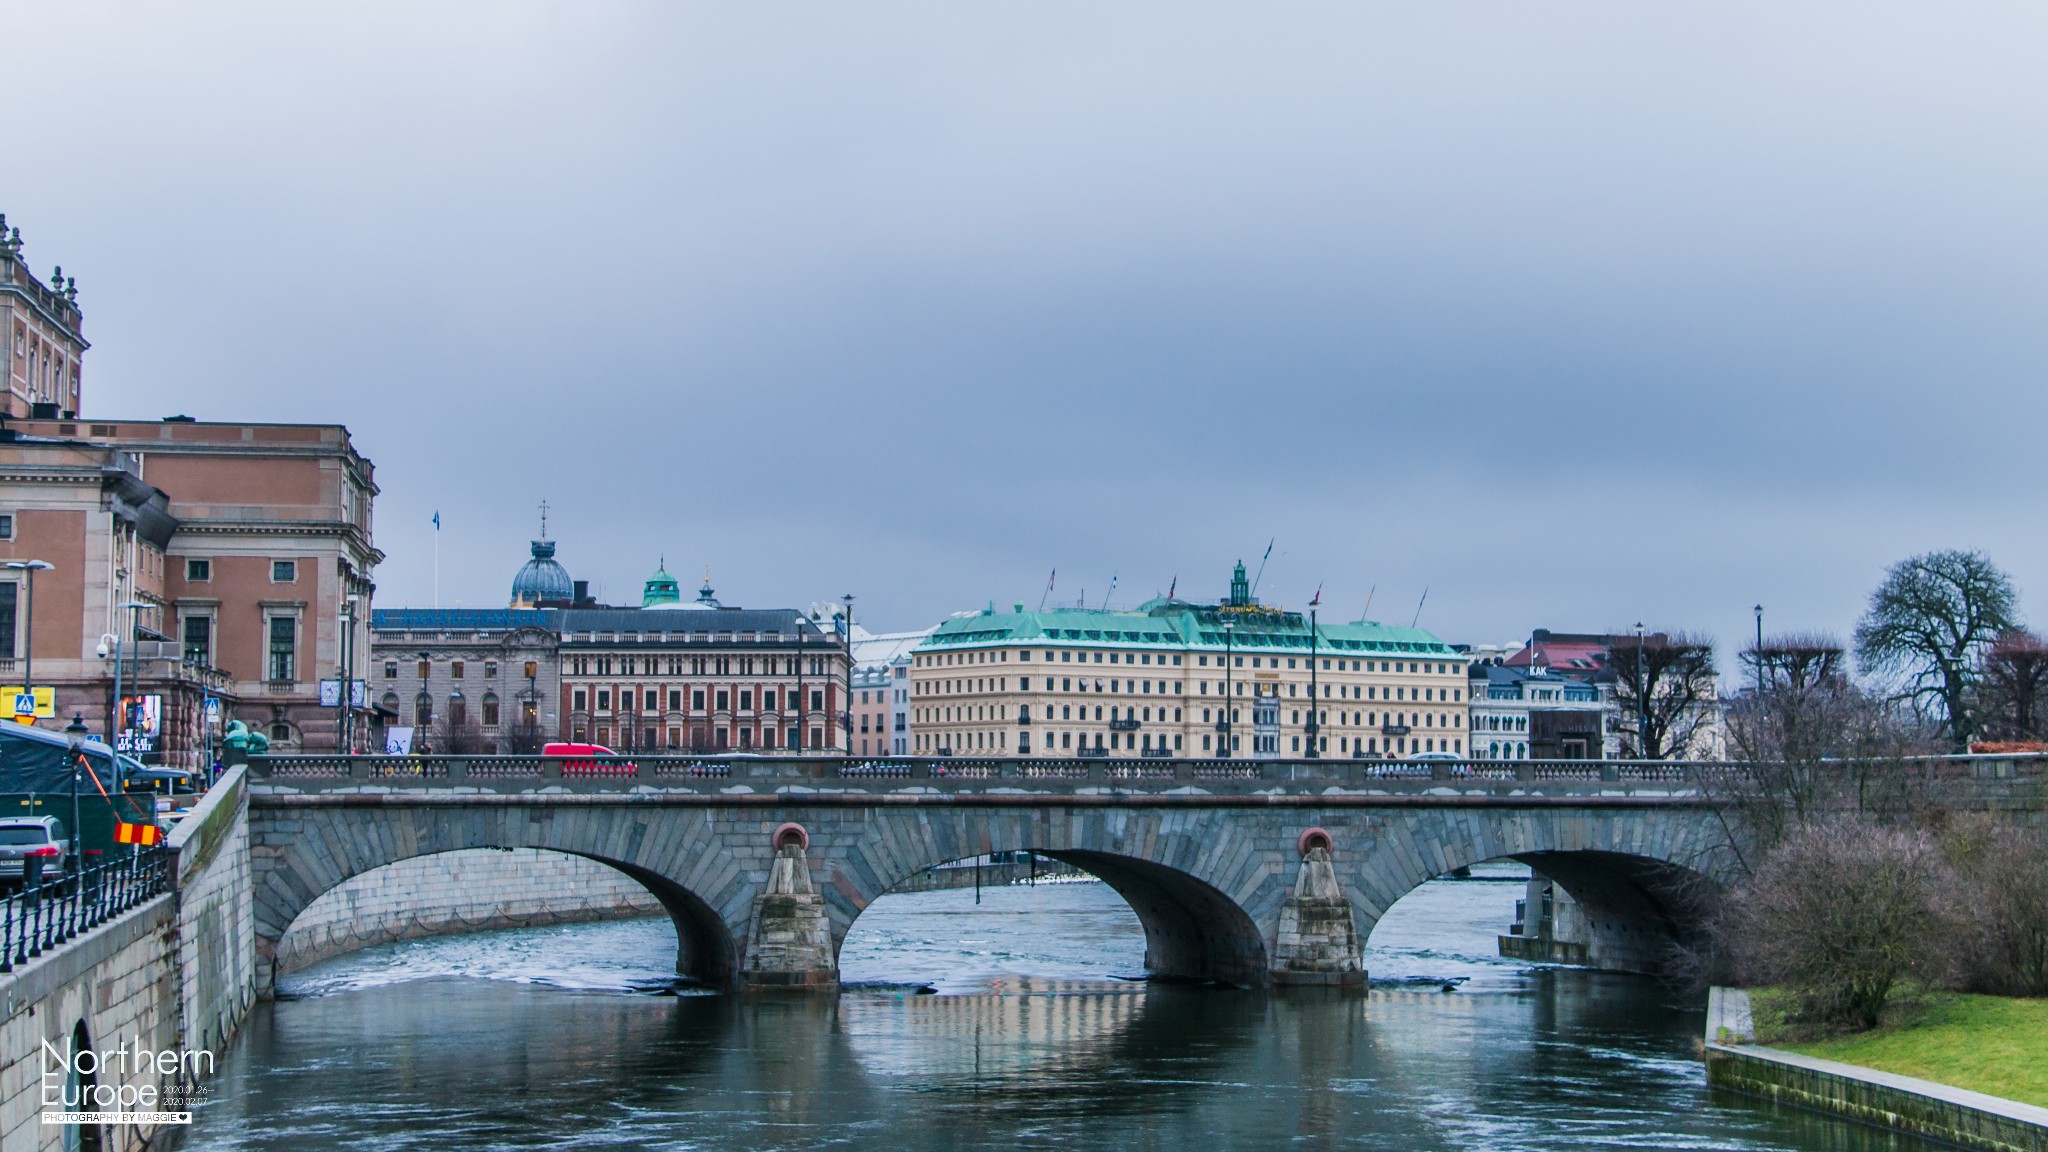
183 864 1934 1151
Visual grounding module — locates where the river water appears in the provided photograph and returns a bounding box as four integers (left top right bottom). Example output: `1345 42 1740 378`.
182 865 1928 1150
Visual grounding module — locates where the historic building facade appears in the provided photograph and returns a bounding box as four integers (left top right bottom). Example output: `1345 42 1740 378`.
908 563 1469 760
368 608 560 754
1 217 86 421
1467 663 1606 760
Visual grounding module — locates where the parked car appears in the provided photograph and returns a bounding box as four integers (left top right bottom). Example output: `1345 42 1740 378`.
0 816 70 887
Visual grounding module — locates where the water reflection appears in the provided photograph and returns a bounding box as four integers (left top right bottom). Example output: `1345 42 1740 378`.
183 872 1947 1151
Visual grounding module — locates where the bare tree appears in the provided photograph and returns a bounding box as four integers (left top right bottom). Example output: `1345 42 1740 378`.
1939 814 2048 997
1977 629 2048 744
1728 820 1951 1031
1705 646 1934 874
432 711 491 755
1607 630 1718 759
1855 550 2020 749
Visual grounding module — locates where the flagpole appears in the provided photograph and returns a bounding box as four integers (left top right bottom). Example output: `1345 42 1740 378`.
433 512 441 608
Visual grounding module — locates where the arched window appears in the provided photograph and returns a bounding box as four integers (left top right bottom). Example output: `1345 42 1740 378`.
449 690 467 728
481 692 500 728
415 693 433 727
268 721 294 747
381 690 400 714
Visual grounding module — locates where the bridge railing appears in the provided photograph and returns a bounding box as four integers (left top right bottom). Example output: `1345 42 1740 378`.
0 845 172 972
240 752 1781 794
243 749 2046 794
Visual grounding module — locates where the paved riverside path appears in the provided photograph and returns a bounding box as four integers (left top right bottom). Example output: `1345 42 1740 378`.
243 752 2042 992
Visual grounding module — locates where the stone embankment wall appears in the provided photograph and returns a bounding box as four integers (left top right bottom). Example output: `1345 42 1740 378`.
0 766 255 1151
1704 988 2048 1152
275 849 662 974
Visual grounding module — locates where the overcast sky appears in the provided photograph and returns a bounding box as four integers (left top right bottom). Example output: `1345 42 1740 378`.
8 2 2045 655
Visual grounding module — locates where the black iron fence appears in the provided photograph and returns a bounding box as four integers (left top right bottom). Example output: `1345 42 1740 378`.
1 846 171 972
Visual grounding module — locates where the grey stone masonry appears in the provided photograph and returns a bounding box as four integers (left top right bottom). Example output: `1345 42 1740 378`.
277 849 660 974
1273 846 1365 985
241 751 2039 992
742 844 836 986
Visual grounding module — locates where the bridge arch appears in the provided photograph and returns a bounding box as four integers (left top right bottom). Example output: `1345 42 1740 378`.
252 807 747 992
1344 808 1731 974
813 809 1281 986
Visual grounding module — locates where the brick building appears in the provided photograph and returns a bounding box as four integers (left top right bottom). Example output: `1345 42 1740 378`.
1 217 85 421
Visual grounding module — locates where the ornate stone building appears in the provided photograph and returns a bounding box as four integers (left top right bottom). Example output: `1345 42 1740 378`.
1 216 86 421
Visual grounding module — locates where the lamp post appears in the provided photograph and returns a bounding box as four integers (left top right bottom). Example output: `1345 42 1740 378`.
95 600 151 789
841 594 855 756
794 614 807 755
65 713 88 874
1306 607 1321 758
1633 621 1648 760
5 559 55 723
1752 604 1765 699
338 596 358 754
1219 620 1235 758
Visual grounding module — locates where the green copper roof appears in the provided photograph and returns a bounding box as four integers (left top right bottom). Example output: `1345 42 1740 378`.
642 560 682 608
916 604 1457 657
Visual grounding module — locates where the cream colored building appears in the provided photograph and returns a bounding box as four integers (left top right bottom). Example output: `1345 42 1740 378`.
909 564 1470 760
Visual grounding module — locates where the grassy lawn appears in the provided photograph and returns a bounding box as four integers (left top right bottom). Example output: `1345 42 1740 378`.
1750 990 2048 1108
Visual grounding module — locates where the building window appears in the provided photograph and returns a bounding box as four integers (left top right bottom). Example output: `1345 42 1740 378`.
415 693 433 726
573 689 587 711
484 661 498 679
596 689 611 711
268 616 296 682
0 583 14 657
271 560 297 583
418 660 430 679
182 614 213 666
185 558 210 582
385 660 398 679
669 689 682 711
451 660 465 679
481 693 500 727
0 514 12 540
449 691 467 728
691 689 705 710
269 722 293 746
645 689 658 711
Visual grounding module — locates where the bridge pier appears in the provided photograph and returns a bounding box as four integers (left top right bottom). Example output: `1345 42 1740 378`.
741 825 837 988
1271 831 1366 987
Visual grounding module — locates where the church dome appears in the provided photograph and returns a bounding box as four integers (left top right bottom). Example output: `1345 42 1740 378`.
511 539 573 606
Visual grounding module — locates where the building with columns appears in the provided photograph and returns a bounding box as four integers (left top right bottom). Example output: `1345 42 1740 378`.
908 563 1469 760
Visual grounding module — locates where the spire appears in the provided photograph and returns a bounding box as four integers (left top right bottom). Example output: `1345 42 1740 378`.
538 498 550 540
1228 560 1252 608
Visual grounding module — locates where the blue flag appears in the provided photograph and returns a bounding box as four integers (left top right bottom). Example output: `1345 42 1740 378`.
432 511 441 530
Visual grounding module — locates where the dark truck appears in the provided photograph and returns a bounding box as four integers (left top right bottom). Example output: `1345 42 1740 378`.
0 722 167 880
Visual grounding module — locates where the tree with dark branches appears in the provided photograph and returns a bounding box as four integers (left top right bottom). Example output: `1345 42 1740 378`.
1704 636 1934 874
1977 629 2048 744
1606 630 1718 759
1854 550 2019 750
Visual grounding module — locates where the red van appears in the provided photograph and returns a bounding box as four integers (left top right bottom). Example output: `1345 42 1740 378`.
542 742 638 777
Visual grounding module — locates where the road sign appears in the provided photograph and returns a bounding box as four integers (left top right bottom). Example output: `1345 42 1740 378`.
203 697 222 726
2 686 54 719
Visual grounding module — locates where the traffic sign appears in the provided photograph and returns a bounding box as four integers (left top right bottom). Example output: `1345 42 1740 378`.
203 697 222 726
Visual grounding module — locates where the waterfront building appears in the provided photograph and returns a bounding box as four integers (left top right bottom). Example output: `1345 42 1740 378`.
908 563 1469 759
1498 628 1722 758
851 663 891 757
1 218 86 420
5 413 379 758
1467 664 1606 760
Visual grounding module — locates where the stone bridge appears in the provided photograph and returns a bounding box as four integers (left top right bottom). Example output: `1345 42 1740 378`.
246 753 1775 993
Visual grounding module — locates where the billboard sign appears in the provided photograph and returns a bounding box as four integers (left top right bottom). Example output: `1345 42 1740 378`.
116 693 164 756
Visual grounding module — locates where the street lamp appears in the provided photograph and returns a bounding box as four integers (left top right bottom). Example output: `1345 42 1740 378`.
4 559 55 722
1219 620 1235 758
1633 621 1648 760
94 600 151 786
1306 606 1321 759
841 594 855 756
65 712 89 874
794 614 808 755
1752 603 1765 699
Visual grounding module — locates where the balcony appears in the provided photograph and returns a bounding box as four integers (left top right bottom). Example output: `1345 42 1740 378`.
1380 723 1412 736
1108 718 1139 731
1016 714 1032 724
264 680 299 696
